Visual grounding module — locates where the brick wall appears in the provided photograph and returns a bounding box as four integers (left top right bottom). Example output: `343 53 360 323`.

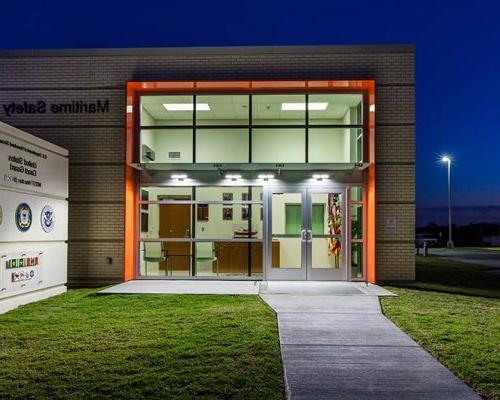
0 46 415 285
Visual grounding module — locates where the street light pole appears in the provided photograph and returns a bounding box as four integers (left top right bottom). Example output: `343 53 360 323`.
442 156 453 248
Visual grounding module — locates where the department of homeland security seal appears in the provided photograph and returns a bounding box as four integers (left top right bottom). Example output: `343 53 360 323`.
41 205 55 233
15 203 32 232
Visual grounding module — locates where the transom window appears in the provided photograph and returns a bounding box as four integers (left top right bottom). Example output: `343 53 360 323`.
139 93 364 165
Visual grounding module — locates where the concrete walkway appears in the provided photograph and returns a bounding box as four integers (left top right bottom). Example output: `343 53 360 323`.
261 293 479 399
98 280 260 295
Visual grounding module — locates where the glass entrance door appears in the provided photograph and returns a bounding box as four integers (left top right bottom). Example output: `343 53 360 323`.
265 186 347 280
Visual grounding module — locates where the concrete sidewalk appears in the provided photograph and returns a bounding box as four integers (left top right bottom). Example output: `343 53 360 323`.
261 294 479 400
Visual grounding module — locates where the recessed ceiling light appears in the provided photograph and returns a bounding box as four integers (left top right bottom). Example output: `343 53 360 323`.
163 103 210 111
282 102 328 111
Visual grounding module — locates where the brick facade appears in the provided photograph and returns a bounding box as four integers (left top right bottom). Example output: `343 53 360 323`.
0 45 415 285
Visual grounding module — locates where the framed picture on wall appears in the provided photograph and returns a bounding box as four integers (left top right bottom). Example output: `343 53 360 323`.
223 207 233 220
222 192 233 201
141 190 149 211
242 193 249 201
241 207 250 221
197 204 209 221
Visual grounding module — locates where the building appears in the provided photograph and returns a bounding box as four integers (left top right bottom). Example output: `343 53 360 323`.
0 45 415 286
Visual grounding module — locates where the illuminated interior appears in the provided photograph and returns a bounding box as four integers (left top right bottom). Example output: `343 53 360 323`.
126 81 375 282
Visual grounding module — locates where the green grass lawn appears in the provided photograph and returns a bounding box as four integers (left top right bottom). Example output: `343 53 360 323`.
382 255 500 400
0 291 284 400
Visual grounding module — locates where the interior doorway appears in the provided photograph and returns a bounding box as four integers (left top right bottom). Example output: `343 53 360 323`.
158 203 191 275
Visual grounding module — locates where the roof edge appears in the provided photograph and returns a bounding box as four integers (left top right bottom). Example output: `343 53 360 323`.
0 44 415 58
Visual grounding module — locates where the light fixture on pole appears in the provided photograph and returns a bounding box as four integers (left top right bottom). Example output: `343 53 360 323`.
441 155 453 248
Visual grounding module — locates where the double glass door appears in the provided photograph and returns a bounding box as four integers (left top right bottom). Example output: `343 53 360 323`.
265 186 347 280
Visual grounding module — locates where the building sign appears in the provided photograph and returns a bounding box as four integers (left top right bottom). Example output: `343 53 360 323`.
2 100 109 116
0 131 68 198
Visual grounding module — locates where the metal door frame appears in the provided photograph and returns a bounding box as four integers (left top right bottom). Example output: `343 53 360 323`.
264 185 348 281
264 186 307 280
306 187 348 280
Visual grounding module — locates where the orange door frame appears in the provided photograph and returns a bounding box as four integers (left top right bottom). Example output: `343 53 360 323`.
125 80 376 282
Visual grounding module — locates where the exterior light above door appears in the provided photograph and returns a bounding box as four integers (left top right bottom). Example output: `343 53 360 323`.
258 174 275 181
225 174 242 181
312 173 329 181
171 173 188 181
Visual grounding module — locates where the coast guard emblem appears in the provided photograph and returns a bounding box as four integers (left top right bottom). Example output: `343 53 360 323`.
15 203 32 232
41 205 55 233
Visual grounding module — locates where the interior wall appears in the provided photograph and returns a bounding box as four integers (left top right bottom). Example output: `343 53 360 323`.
139 114 358 164
196 129 249 163
141 129 193 163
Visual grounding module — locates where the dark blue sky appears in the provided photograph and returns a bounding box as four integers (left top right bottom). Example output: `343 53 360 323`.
1 0 499 207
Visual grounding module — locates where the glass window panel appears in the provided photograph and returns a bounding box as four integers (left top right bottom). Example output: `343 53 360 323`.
252 128 305 163
193 187 262 240
285 204 324 235
253 186 263 201
251 203 263 240
272 192 302 269
196 186 251 202
308 94 363 125
196 95 249 125
308 128 362 163
141 95 194 126
140 187 192 201
194 241 219 276
139 241 191 277
140 204 193 239
351 204 363 239
252 94 306 125
351 186 363 202
351 243 363 279
195 242 261 277
312 237 344 269
311 192 343 269
140 129 193 163
196 129 249 163
312 204 325 235
250 243 264 277
195 203 244 239
285 204 301 234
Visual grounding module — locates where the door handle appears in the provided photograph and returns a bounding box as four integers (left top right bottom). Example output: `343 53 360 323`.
307 230 313 242
301 229 307 242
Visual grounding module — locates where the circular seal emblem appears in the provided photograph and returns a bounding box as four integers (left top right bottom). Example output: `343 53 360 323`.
15 203 32 232
41 205 55 233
